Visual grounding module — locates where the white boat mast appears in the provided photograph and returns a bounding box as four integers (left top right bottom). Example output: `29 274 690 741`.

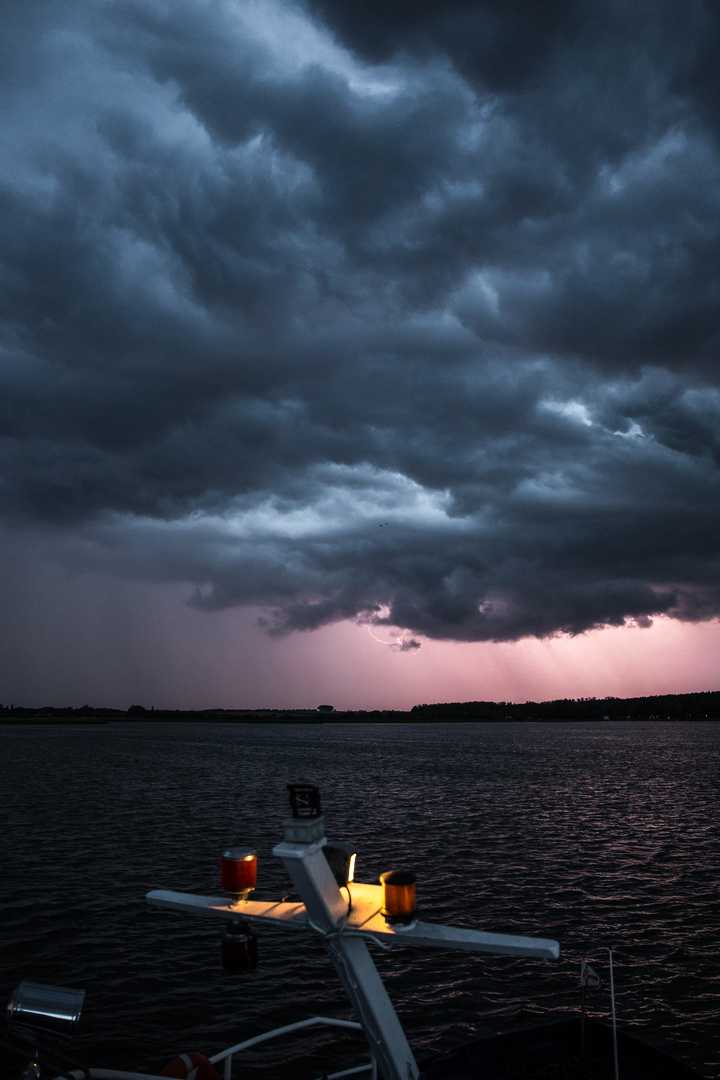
147 793 559 1080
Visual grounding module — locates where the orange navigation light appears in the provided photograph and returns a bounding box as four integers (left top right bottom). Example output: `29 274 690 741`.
221 846 257 899
379 869 417 925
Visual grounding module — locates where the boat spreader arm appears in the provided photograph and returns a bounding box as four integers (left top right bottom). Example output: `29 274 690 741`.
145 886 559 961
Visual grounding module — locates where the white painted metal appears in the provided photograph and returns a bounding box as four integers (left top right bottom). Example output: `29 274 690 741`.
146 890 310 928
208 1016 364 1080
146 886 559 960
281 815 326 844
55 1020 372 1080
317 1066 375 1080
322 931 419 1080
273 839 349 927
273 839 420 1080
56 1071 169 1080
57 1072 374 1080
342 884 559 959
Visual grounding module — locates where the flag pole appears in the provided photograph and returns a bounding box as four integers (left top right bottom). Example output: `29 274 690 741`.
609 948 619 1080
581 977 586 1057
580 958 598 1056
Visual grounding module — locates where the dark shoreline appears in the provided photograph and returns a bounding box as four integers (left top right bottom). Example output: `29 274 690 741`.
2 717 719 725
3 689 720 724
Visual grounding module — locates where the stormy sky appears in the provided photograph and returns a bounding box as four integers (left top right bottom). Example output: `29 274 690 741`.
2 0 720 707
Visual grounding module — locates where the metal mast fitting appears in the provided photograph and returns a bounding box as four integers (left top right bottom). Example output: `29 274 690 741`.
282 783 325 843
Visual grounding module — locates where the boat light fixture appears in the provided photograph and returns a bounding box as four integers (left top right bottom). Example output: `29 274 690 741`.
221 846 257 899
6 982 86 1042
379 870 417 926
221 918 259 971
287 783 322 819
323 841 357 887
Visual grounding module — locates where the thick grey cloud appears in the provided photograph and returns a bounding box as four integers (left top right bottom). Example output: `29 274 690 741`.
1 0 720 643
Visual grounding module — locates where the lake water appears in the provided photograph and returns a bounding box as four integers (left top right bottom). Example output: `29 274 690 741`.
1 721 718 1079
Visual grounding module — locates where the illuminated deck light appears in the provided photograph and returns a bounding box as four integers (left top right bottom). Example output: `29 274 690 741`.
323 841 357 887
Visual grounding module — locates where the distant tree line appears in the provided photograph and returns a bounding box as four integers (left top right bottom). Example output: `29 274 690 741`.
0 703 412 722
410 690 720 721
1 692 719 722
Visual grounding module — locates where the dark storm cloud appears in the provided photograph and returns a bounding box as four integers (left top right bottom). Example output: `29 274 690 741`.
2 0 720 643
303 0 577 93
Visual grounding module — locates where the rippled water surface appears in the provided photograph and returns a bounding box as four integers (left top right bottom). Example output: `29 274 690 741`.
1 721 718 1079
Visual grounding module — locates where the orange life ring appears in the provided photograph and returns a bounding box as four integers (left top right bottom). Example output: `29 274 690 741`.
161 1051 220 1080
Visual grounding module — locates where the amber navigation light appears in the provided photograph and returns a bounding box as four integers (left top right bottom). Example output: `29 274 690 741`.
379 869 417 925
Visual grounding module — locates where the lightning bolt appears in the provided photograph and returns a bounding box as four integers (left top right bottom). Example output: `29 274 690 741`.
366 627 420 652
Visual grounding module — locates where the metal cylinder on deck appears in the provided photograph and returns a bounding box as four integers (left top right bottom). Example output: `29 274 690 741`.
6 982 86 1042
379 869 417 925
221 919 258 971
221 846 257 897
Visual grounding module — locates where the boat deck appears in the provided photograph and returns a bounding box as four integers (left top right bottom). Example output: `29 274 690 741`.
419 1018 704 1080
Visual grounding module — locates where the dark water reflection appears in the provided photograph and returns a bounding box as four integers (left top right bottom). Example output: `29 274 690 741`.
1 721 718 1079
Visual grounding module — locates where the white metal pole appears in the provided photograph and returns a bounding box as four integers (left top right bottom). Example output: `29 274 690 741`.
608 949 619 1080
274 836 420 1080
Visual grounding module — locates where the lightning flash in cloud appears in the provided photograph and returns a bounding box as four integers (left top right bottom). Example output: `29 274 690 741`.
367 627 422 652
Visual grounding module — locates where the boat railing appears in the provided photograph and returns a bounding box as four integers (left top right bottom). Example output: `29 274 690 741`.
52 1017 376 1080
53 1072 169 1080
208 1015 376 1080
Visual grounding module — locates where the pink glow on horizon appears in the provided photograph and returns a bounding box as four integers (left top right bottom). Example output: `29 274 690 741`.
250 614 720 711
0 538 718 710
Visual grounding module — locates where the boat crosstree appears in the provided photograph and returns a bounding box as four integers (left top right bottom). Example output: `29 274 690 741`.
146 784 559 1080
145 879 560 959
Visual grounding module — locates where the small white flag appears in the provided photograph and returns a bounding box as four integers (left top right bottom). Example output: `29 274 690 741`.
581 960 601 988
